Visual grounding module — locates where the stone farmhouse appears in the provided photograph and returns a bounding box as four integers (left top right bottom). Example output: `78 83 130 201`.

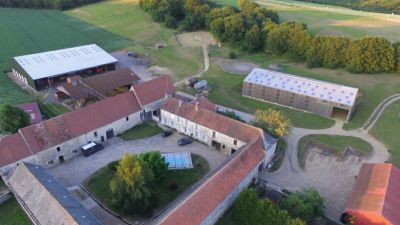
8 162 101 225
0 75 176 175
1 75 278 225
156 97 277 225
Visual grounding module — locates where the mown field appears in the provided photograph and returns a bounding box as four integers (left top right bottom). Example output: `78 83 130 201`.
0 7 130 105
371 101 400 167
67 0 203 80
214 0 400 42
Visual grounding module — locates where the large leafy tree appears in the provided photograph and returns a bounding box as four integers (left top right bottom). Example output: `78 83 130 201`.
279 188 325 224
139 151 169 182
254 109 291 138
110 154 155 215
0 104 30 134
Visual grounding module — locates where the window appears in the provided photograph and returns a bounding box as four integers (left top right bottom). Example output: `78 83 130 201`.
94 131 98 137
72 149 78 153
48 160 54 164
126 117 129 121
213 131 216 138
222 145 226 149
234 139 237 145
56 147 61 152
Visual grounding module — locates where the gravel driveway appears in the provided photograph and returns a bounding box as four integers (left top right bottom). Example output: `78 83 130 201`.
50 133 227 187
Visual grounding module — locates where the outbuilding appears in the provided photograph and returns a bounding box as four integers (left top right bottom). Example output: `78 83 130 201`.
243 68 359 121
12 44 118 90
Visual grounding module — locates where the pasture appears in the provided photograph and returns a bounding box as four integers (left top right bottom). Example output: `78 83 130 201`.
213 0 400 42
67 0 204 80
0 7 130 105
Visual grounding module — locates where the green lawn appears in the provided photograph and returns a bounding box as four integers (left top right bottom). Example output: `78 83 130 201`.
199 61 335 129
371 101 400 167
0 197 32 225
216 207 236 225
67 0 203 80
39 103 69 119
297 134 373 169
118 123 163 141
84 154 209 217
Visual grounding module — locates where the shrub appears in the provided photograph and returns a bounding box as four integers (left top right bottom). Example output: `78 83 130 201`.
229 51 237 59
169 182 178 190
107 161 119 171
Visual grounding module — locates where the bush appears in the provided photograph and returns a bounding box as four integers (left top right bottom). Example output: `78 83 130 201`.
169 182 178 190
0 104 30 134
107 161 119 171
229 51 237 59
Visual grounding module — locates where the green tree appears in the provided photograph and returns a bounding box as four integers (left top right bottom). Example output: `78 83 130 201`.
279 188 325 224
110 154 155 215
0 104 30 134
345 37 395 73
243 25 265 51
139 151 169 181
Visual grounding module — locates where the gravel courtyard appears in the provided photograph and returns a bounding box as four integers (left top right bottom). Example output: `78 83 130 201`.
50 132 227 187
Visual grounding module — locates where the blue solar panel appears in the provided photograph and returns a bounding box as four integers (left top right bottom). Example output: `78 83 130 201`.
161 152 193 169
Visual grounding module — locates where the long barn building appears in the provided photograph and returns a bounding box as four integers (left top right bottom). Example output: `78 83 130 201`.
12 44 118 90
243 68 359 121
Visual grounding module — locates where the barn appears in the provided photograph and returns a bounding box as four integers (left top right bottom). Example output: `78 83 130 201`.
12 44 118 90
243 68 359 121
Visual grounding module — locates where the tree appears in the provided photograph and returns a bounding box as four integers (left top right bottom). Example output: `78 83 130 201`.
254 109 291 137
345 37 395 73
279 188 325 224
0 104 30 134
243 25 265 51
110 154 155 215
307 36 351 68
139 151 169 181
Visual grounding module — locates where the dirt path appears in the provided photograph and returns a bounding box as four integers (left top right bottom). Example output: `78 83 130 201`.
363 94 400 130
174 45 209 86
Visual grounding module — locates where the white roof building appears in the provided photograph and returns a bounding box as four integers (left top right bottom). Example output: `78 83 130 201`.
244 68 358 107
14 44 118 80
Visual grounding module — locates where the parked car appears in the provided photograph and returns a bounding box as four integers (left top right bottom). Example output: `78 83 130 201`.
81 141 104 157
178 138 193 146
161 130 173 137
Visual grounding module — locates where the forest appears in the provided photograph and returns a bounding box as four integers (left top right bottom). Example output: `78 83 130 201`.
140 0 400 74
295 0 400 14
0 0 103 10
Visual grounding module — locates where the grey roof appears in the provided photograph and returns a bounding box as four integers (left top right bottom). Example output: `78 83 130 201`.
14 44 118 80
262 131 278 150
244 68 359 107
23 163 102 225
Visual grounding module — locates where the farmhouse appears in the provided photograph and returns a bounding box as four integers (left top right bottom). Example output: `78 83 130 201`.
8 162 101 225
0 76 175 175
341 163 400 225
243 68 359 121
56 68 141 108
157 97 277 225
12 44 118 90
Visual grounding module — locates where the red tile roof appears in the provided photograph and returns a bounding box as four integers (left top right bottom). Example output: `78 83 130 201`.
132 75 176 107
16 102 43 124
190 97 216 112
162 98 262 143
0 134 31 167
160 140 265 225
345 163 400 225
19 91 142 153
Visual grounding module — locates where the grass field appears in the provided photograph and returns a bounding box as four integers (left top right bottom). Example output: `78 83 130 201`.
0 197 32 225
214 0 400 42
297 134 373 169
84 154 209 217
0 7 130 105
371 101 400 167
67 0 203 80
118 123 163 141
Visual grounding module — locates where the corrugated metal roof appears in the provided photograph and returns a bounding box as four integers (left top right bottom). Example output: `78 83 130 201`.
244 68 359 107
14 44 118 80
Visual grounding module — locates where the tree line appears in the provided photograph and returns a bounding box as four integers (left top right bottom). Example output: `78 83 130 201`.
294 0 400 14
140 0 400 74
0 0 104 10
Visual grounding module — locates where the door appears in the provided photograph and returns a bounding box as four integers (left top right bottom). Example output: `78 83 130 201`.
106 129 114 139
58 155 65 163
101 136 105 142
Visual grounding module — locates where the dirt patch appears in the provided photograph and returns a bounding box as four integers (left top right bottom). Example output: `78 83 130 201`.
146 66 174 75
222 61 260 75
176 31 217 48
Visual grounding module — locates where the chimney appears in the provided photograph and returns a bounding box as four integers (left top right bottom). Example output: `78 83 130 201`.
195 101 200 111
